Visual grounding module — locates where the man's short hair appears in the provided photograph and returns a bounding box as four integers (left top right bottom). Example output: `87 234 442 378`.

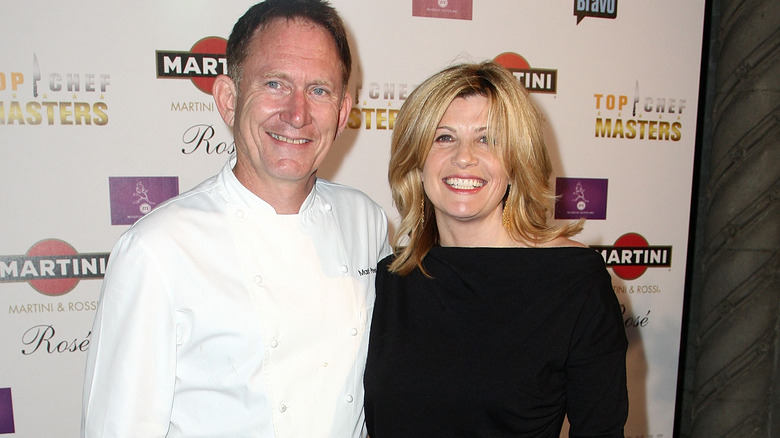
226 0 352 90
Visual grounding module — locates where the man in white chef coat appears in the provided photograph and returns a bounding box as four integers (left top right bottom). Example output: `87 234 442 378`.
81 1 391 437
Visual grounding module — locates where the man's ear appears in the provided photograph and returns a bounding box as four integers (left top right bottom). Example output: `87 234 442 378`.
213 75 237 127
336 92 353 137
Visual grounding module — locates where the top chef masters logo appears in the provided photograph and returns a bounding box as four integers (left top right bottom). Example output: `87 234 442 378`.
594 81 689 142
0 54 110 126
349 79 416 131
1 239 109 296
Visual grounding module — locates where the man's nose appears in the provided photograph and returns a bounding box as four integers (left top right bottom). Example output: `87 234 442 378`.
280 89 312 128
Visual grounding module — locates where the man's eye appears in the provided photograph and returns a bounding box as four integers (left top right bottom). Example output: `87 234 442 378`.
266 81 281 89
312 87 328 96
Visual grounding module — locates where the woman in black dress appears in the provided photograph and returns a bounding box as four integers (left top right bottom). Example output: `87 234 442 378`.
364 61 628 437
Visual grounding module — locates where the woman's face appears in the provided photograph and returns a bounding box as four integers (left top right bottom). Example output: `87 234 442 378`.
421 95 509 236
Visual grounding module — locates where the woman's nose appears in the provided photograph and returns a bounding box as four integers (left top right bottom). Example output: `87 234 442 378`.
452 142 478 167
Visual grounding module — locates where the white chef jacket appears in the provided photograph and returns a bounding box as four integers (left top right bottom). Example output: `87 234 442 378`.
82 156 391 438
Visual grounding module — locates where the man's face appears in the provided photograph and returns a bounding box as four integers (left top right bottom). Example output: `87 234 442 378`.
227 18 351 194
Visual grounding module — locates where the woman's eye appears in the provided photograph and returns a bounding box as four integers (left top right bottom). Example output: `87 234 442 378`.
434 134 454 142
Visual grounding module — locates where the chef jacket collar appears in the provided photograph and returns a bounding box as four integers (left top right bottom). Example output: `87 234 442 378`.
223 154 318 215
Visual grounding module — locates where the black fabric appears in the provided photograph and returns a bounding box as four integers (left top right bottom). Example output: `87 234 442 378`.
364 246 628 438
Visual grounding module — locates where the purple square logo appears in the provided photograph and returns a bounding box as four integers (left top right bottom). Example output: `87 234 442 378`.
554 177 608 220
0 388 15 434
412 0 473 20
109 177 179 225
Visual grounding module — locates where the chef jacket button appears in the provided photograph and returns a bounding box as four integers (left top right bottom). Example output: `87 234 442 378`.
279 403 287 413
324 203 332 211
236 209 245 218
254 275 263 286
270 338 279 348
345 394 354 403
349 328 358 336
340 265 348 274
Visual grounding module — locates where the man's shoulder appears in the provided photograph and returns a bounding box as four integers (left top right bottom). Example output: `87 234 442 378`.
314 179 388 237
126 173 227 233
315 179 381 209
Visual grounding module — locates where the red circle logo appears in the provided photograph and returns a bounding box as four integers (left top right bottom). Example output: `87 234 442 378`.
26 239 80 296
190 37 228 95
612 233 649 280
494 52 531 70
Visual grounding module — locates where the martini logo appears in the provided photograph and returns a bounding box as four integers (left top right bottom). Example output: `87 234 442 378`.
574 0 618 24
0 239 109 296
591 233 671 280
494 53 557 94
156 37 227 95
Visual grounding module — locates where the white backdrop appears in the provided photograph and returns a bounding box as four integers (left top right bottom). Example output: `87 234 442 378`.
0 1 706 436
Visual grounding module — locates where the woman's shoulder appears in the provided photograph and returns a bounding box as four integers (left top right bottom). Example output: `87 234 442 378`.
378 252 396 268
521 237 608 278
536 236 588 248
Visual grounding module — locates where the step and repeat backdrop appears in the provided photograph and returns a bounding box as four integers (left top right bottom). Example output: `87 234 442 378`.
1 1 705 436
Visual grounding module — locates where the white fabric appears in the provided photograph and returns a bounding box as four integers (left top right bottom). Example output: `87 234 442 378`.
82 156 391 438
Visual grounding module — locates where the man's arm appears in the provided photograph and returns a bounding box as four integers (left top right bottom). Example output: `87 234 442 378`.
82 233 177 437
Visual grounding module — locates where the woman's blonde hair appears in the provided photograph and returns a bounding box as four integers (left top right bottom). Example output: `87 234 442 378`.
388 61 582 275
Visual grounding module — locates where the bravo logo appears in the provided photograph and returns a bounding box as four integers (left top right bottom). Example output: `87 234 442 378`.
0 239 109 296
574 0 618 24
494 52 557 94
591 233 672 280
156 37 227 95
